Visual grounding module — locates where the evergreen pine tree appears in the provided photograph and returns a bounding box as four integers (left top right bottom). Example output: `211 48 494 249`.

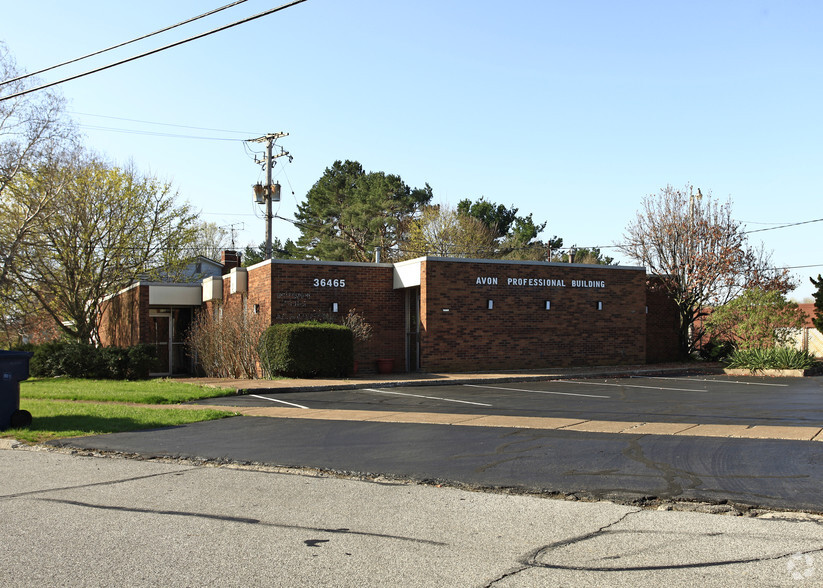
811 274 823 332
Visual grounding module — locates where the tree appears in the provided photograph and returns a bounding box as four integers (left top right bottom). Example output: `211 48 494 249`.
295 160 433 262
401 203 497 258
1 43 76 296
811 275 823 332
191 221 229 262
242 237 298 266
618 184 795 355
456 197 560 260
11 152 198 343
558 246 615 265
705 288 806 349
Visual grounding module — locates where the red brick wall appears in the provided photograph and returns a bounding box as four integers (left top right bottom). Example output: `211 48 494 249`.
419 259 648 371
645 278 682 363
227 260 405 374
99 284 150 347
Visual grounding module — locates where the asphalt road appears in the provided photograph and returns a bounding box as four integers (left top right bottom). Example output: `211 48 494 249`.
52 374 823 512
5 448 823 587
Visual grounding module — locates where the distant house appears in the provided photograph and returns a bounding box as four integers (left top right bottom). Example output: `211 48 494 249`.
790 304 823 357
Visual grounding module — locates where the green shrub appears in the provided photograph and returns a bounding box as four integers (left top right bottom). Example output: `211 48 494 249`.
259 322 354 378
99 346 130 379
699 338 736 362
24 341 157 380
725 347 817 370
126 344 158 379
29 341 71 377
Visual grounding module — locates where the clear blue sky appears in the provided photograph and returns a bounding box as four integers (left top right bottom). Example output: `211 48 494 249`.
3 0 821 299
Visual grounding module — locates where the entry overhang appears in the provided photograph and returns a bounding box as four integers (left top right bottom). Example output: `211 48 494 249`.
148 284 202 306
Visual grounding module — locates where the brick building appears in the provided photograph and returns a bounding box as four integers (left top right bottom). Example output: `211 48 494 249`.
99 252 681 376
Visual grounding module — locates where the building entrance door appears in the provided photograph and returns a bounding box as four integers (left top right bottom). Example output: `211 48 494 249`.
149 308 193 376
406 287 420 372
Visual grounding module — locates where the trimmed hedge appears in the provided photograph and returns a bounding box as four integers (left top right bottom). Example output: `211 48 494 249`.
259 322 353 378
15 341 158 380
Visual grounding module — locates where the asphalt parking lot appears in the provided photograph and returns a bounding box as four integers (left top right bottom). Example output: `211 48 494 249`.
54 374 823 513
194 374 823 428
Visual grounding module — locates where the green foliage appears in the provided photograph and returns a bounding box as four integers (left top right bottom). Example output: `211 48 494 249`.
705 288 806 349
295 160 433 262
558 246 616 265
725 347 818 371
26 341 156 379
698 338 736 362
259 322 354 378
811 274 823 332
456 197 560 260
242 238 299 266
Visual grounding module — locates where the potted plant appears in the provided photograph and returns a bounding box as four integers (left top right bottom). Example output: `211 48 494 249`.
342 308 373 375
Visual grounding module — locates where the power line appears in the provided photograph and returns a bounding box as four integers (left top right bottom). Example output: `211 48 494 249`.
0 0 310 102
0 0 252 87
778 264 823 270
71 111 262 135
744 217 823 234
78 124 245 142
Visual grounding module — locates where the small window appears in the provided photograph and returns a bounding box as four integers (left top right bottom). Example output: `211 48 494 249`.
544 301 551 310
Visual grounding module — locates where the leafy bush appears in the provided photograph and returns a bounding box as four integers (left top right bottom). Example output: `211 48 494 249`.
705 289 806 350
259 322 353 378
126 344 158 379
725 347 818 371
99 346 130 379
699 338 736 362
25 341 156 379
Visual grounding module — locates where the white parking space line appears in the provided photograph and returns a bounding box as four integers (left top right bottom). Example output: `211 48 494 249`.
552 380 700 392
249 394 309 409
463 384 610 399
361 389 493 407
630 375 789 387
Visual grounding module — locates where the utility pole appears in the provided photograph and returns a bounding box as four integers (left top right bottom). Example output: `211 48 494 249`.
247 132 291 260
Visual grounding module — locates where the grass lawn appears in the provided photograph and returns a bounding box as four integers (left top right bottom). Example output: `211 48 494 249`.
4 378 239 444
20 377 236 404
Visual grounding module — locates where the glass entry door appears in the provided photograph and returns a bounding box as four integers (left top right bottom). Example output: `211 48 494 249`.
149 308 192 376
406 287 420 372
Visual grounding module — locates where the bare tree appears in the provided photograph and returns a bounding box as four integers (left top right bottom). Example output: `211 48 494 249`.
618 184 795 355
191 221 230 262
0 43 76 294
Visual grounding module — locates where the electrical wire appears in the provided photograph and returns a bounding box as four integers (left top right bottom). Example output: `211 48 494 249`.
71 111 262 136
0 0 253 87
0 0 310 102
78 124 245 141
744 217 823 234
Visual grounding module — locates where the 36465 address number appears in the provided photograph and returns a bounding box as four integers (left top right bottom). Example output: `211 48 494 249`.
312 278 346 287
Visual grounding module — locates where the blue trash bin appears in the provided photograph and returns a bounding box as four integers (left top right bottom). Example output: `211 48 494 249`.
0 350 34 431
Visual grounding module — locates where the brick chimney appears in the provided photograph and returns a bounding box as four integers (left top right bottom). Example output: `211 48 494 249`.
221 250 241 274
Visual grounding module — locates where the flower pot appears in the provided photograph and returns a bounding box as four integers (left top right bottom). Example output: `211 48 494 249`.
375 358 394 374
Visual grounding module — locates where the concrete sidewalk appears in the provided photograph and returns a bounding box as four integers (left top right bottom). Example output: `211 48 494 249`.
176 362 723 394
